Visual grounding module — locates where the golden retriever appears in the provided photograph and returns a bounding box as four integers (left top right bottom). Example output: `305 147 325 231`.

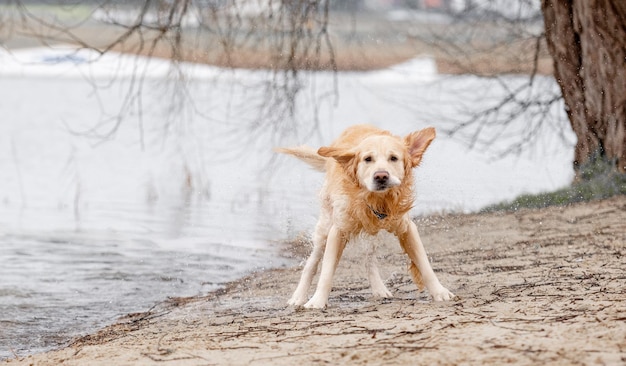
276 124 454 308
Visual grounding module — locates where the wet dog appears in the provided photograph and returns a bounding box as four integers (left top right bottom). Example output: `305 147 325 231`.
276 124 454 308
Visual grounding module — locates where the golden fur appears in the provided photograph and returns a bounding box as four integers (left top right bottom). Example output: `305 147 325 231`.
277 124 454 308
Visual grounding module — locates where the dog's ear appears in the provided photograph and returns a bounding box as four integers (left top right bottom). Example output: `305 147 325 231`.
318 146 355 166
318 146 358 180
404 127 436 168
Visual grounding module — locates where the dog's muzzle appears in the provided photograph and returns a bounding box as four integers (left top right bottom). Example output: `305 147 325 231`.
373 170 390 190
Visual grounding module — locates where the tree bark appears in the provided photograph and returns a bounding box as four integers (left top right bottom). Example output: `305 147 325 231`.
541 0 626 174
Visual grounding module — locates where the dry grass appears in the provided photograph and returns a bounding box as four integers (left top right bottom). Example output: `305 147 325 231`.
4 16 554 75
109 31 554 75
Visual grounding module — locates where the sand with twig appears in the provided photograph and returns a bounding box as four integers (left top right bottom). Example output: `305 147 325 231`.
6 197 626 365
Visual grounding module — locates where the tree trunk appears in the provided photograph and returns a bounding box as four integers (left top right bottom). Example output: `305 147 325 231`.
541 0 626 175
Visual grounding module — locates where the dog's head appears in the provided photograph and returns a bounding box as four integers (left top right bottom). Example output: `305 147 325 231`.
318 127 436 193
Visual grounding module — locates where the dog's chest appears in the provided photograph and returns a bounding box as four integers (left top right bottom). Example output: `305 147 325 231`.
345 205 401 235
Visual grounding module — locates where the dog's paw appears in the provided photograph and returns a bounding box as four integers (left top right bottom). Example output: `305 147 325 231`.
429 285 455 302
371 286 393 299
303 295 328 309
287 295 307 307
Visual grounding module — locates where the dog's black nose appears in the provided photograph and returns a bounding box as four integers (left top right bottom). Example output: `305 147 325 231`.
374 171 389 183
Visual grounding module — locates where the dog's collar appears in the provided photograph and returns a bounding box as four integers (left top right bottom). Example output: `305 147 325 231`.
368 205 388 220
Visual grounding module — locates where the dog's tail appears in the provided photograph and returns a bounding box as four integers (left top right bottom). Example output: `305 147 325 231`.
274 146 327 172
408 261 425 291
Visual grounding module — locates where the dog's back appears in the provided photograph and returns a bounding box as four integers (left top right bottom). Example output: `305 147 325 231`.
275 125 387 172
327 124 391 149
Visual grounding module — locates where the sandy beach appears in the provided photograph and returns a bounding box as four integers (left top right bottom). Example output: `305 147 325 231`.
5 196 625 365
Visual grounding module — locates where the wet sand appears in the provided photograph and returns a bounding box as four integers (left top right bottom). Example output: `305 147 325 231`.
5 196 626 365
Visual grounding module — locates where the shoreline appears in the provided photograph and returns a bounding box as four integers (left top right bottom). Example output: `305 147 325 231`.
5 197 626 365
2 10 553 75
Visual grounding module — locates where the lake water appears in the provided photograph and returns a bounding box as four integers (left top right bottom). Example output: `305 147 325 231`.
0 47 575 359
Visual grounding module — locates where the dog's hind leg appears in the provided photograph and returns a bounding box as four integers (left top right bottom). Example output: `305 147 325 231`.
288 215 330 306
364 236 393 298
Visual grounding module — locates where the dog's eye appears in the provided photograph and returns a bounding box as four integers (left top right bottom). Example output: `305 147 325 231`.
364 156 373 162
390 155 398 162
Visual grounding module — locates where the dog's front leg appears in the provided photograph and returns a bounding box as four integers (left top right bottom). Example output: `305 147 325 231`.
304 225 346 309
397 219 454 301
